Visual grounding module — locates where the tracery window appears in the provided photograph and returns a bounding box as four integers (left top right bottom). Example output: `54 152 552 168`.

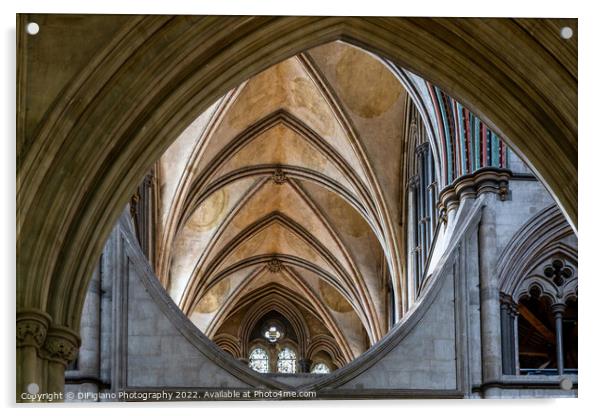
277 347 297 374
248 347 269 373
500 257 578 376
264 323 282 343
310 362 331 374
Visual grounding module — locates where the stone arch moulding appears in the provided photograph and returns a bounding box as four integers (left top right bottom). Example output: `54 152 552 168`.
213 333 242 358
204 271 357 362
17 16 576 350
307 334 347 369
236 293 312 359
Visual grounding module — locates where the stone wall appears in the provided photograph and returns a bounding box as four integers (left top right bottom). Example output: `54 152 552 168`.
337 271 457 391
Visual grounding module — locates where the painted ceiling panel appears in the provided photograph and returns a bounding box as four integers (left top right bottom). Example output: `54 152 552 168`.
158 99 223 232
167 177 256 303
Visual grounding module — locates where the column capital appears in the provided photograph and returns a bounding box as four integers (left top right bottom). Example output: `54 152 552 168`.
551 303 566 316
408 175 420 189
16 308 52 349
439 167 511 221
143 171 154 187
499 292 519 315
41 325 81 366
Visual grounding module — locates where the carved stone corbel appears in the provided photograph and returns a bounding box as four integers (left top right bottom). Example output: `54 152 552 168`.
130 193 140 217
143 171 154 188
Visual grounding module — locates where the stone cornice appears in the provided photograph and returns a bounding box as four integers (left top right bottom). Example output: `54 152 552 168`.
438 167 511 221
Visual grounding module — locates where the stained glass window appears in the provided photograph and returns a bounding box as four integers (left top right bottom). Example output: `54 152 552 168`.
249 347 269 373
277 347 297 373
311 362 331 374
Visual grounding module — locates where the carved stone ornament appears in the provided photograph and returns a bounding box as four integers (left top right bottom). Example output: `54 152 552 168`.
415 142 429 156
143 172 154 188
409 117 418 143
130 193 140 216
271 168 287 185
499 292 519 316
544 259 574 287
42 326 81 366
16 309 51 349
408 175 420 190
267 258 282 273
515 258 577 306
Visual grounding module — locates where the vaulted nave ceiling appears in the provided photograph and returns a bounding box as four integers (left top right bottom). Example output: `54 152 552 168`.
151 41 409 364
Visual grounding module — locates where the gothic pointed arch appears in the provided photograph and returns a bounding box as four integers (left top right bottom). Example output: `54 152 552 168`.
498 204 577 300
16 15 578 400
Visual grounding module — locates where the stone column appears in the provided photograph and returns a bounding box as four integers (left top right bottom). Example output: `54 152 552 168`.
552 303 566 375
16 310 80 402
129 171 156 264
79 268 101 377
499 294 518 375
406 178 417 305
65 265 102 400
42 326 81 398
513 306 521 375
478 197 502 397
16 309 51 402
100 250 113 388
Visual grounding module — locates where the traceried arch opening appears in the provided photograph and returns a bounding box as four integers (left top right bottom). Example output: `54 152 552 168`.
499 248 578 377
518 291 557 372
121 39 574 380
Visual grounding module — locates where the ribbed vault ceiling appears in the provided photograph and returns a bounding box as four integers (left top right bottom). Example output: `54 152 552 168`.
154 41 409 363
